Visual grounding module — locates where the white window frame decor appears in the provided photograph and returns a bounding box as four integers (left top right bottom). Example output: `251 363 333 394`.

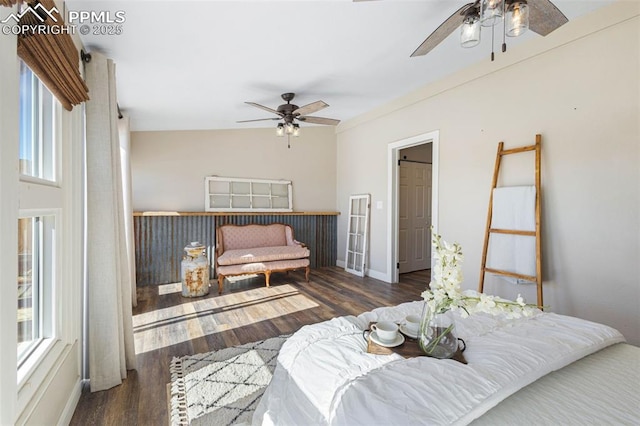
205 176 293 212
345 194 371 277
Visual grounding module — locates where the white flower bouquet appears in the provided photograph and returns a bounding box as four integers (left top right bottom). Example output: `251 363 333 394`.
422 228 538 319
419 228 539 357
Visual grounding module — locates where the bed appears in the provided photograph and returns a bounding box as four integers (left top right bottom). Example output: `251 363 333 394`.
252 301 639 425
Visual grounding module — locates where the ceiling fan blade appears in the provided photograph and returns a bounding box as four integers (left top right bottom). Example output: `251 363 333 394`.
410 3 474 57
236 117 280 123
293 100 329 117
245 102 281 116
528 0 568 37
298 116 341 126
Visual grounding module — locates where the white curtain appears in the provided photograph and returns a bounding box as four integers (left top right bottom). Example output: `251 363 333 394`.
118 116 137 307
85 51 137 392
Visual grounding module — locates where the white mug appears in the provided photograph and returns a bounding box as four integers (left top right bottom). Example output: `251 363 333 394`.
404 314 421 334
371 321 398 343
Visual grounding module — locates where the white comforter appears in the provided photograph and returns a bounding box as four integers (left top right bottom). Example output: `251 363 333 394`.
252 301 625 426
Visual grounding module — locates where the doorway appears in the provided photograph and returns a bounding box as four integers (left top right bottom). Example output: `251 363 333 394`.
386 130 439 283
398 146 432 274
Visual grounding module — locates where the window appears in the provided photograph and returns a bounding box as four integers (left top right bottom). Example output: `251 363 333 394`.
19 61 56 182
17 215 55 366
17 60 60 375
2 33 84 423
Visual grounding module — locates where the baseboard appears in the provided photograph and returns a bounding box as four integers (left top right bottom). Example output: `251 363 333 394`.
57 378 82 426
335 260 391 283
365 268 390 282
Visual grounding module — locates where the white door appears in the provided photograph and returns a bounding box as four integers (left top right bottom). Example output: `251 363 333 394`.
345 194 370 277
399 161 431 273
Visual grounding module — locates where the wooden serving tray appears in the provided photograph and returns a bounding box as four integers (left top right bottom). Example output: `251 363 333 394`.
365 322 467 364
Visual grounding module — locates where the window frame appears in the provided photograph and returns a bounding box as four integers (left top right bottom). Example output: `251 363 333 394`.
15 61 64 387
16 213 58 373
18 61 59 185
1 15 84 424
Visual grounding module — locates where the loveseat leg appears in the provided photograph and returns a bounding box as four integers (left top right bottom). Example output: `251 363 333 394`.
218 275 224 294
265 271 271 287
305 266 310 282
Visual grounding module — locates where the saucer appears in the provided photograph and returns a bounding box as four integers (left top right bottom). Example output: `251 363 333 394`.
399 325 419 339
370 331 405 348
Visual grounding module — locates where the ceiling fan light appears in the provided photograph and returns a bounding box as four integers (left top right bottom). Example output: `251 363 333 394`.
285 123 294 135
506 1 529 37
460 15 481 48
292 123 300 137
276 123 285 137
480 0 504 27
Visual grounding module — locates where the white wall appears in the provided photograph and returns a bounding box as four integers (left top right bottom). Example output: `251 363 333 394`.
336 2 640 345
131 126 337 212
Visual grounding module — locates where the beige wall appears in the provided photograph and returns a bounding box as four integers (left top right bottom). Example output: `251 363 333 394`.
336 2 640 345
131 126 337 212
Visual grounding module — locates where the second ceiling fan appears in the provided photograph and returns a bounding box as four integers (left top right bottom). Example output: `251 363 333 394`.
410 0 568 58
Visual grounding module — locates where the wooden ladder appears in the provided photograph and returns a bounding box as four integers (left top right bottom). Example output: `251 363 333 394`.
478 134 543 308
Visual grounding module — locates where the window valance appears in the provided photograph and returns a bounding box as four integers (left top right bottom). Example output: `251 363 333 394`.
12 0 89 110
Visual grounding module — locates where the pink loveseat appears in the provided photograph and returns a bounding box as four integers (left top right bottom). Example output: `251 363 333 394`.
215 223 310 294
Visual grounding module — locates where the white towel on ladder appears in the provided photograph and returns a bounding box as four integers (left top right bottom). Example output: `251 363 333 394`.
487 186 536 284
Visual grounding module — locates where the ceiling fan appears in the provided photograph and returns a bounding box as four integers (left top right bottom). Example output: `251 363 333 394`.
238 92 340 128
410 0 568 58
238 93 340 147
356 0 567 59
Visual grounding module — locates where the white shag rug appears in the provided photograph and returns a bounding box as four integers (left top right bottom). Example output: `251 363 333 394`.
169 335 290 425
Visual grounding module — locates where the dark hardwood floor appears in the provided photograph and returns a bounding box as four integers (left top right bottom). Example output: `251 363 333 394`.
69 267 429 425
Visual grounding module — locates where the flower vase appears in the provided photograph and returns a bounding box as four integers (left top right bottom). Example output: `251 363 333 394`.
418 306 458 359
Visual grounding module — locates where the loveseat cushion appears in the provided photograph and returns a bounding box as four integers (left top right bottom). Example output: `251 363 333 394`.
220 224 289 251
217 245 310 266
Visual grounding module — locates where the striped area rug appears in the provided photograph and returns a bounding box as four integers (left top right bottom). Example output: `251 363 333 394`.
169 335 290 425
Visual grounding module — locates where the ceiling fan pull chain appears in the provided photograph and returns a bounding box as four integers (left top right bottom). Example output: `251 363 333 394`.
502 3 507 53
490 23 495 61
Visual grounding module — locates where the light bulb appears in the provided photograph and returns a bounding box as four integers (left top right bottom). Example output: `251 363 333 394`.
506 1 529 37
276 123 284 137
460 15 481 48
480 0 504 27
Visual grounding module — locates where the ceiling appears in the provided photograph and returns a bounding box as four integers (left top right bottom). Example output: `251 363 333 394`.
66 0 612 132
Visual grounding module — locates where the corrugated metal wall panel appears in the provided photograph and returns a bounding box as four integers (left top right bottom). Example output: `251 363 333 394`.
134 215 215 286
134 214 336 286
